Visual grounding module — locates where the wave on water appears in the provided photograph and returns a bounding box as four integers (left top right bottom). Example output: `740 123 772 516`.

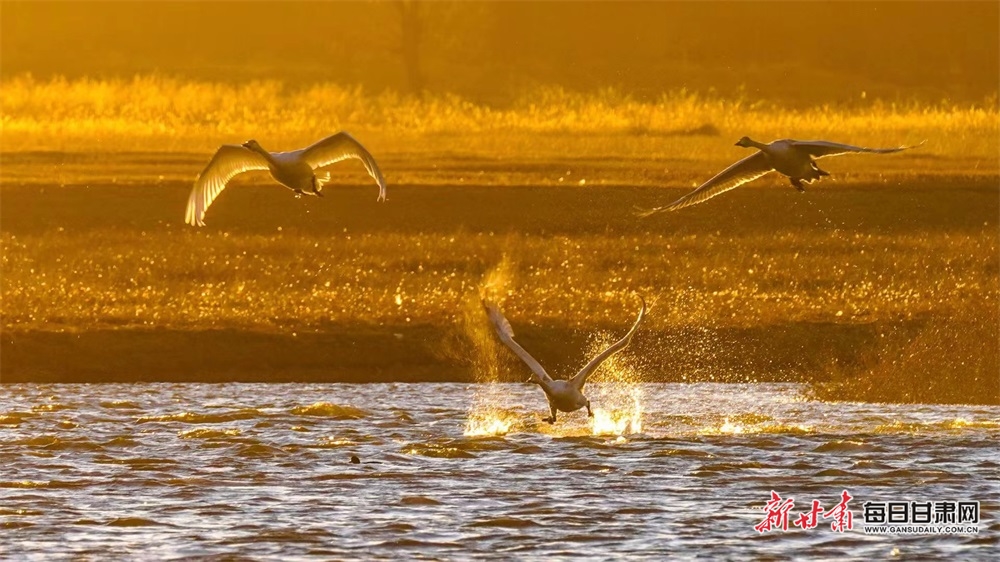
0 412 37 426
136 409 266 424
698 416 813 435
290 402 368 419
873 418 1000 434
99 401 142 410
2 382 998 560
105 517 161 527
401 442 477 459
178 428 242 439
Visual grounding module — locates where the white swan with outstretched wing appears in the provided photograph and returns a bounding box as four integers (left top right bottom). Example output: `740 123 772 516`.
185 131 387 226
640 137 924 216
483 295 647 424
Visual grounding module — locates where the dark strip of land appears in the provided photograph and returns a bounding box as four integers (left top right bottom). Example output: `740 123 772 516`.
2 322 885 384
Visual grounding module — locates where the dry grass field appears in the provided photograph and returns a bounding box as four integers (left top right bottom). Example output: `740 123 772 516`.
1 77 998 404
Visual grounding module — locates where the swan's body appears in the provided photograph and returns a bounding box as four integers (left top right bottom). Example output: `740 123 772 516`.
483 296 646 423
640 137 924 215
185 132 387 226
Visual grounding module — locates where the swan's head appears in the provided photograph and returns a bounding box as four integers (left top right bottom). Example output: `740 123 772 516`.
242 139 261 150
734 136 754 147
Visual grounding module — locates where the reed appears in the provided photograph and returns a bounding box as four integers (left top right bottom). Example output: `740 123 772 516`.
2 75 996 160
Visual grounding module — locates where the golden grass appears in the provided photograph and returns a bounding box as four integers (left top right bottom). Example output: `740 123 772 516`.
2 227 994 334
2 75 997 161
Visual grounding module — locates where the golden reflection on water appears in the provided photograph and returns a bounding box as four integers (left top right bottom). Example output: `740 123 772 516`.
179 428 241 439
697 412 815 435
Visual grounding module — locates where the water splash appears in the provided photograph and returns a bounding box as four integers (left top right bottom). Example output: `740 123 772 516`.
584 328 646 436
461 256 517 384
718 418 745 434
591 399 643 436
463 258 526 437
464 382 524 437
464 408 520 437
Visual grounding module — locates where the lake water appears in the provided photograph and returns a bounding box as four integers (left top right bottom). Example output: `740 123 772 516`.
1 382 997 559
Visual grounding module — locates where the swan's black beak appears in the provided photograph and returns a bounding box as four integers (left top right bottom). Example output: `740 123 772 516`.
734 141 741 146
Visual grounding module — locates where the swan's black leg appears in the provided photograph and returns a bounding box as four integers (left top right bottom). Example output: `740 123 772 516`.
790 178 805 192
544 404 557 424
311 176 324 197
586 400 593 417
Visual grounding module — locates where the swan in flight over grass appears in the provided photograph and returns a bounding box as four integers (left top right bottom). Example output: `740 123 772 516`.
483 296 647 424
185 131 387 226
639 137 924 216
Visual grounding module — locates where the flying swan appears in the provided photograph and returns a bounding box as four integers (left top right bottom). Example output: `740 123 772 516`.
185 132 387 226
639 137 924 216
483 295 647 424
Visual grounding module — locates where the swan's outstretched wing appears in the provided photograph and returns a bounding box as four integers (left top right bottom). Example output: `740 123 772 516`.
793 139 925 159
569 296 647 391
482 299 553 383
638 152 774 216
185 145 271 226
299 132 387 202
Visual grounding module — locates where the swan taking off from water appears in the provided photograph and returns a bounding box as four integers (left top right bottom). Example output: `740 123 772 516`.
483 296 647 424
639 137 924 215
185 132 387 226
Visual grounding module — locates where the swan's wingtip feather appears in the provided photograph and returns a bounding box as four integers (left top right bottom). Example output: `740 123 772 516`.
481 298 515 337
634 206 663 219
893 139 926 151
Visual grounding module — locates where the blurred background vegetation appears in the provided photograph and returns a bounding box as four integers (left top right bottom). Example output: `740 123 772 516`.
3 1 997 104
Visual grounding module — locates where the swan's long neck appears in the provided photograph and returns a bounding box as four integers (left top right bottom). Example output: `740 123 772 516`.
248 144 278 167
746 138 770 151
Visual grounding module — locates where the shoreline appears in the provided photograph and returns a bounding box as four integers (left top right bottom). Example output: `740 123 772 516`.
2 321 883 384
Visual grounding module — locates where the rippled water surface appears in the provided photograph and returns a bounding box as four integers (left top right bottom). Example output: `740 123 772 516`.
2 383 998 560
